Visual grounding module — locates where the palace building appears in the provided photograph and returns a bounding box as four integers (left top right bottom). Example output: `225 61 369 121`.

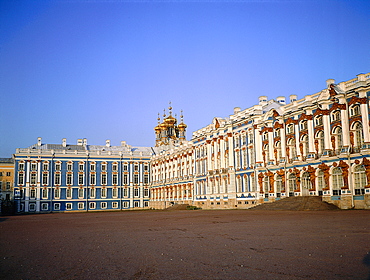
13 139 152 213
151 72 370 210
12 72 370 213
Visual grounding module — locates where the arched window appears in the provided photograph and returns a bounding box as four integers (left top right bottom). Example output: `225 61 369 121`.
301 135 309 156
287 124 294 134
288 173 296 195
332 167 343 195
276 175 282 196
316 131 325 155
317 170 324 195
263 176 269 197
354 165 366 195
263 144 269 164
354 122 364 149
275 141 282 162
333 127 343 152
301 172 312 194
287 138 297 161
274 129 281 138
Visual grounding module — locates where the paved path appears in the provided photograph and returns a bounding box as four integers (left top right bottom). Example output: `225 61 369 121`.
1 210 369 279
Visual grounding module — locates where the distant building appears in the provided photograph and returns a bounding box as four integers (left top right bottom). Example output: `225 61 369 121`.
151 73 370 209
0 158 15 214
13 139 152 213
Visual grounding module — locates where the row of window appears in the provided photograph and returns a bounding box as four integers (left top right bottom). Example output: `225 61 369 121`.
24 200 149 212
17 172 150 186
18 162 149 172
0 172 11 176
20 187 150 199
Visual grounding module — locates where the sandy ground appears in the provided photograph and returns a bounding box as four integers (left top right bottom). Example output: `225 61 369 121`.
1 209 369 280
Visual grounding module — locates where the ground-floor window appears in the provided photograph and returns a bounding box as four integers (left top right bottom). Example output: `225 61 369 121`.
123 201 129 208
29 203 36 211
144 201 149 207
112 202 118 208
66 203 72 210
134 201 139 207
54 203 60 211
41 203 48 211
89 202 96 209
101 202 107 209
78 202 84 210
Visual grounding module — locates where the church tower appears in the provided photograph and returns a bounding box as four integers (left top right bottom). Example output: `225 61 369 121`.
154 103 187 147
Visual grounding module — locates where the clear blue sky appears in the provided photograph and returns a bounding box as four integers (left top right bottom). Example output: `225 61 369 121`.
1 0 369 157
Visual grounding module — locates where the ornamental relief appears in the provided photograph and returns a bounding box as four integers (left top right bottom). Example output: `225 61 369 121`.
313 108 330 116
348 96 367 106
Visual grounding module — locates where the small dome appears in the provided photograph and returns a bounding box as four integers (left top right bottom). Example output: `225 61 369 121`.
164 115 177 125
178 122 187 129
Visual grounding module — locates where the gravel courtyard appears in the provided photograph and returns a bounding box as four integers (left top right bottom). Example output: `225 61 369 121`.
1 210 369 280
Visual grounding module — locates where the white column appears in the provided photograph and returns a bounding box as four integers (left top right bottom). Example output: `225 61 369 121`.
361 103 370 143
220 137 225 168
280 124 287 159
294 124 300 156
268 130 274 162
340 108 350 147
254 128 263 164
228 135 235 168
207 141 212 171
323 114 332 150
307 118 315 152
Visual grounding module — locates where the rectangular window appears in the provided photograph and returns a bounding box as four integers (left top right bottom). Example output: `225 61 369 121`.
54 203 60 210
134 174 139 185
123 164 128 171
55 173 61 185
43 163 49 171
29 203 36 211
78 173 84 185
30 189 36 199
55 163 61 171
30 173 37 185
42 188 48 199
90 163 95 171
134 188 139 197
123 174 128 185
112 164 118 171
112 188 118 198
67 173 72 185
42 173 48 185
144 174 149 185
78 188 84 198
0 172 2 176
89 202 96 209
112 174 118 185
112 202 118 208
6 182 10 189
123 201 129 208
101 188 106 198
90 173 96 185
101 173 107 185
66 188 72 199
67 163 73 171
134 201 139 207
101 202 107 209
123 187 128 197
6 172 11 177
79 164 84 171
66 203 72 210
54 188 60 199
78 202 84 210
101 164 107 171
134 164 139 171
42 203 48 211
31 163 37 171
19 162 24 171
18 172 24 185
144 201 149 207
144 188 149 197
90 188 95 198
144 164 149 172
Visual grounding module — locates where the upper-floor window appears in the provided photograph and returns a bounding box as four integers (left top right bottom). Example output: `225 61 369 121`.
79 163 84 171
90 163 95 171
350 105 361 117
55 162 61 171
112 163 118 172
287 124 294 134
19 162 24 171
300 121 307 130
123 163 128 171
331 110 341 122
67 162 73 171
134 164 139 172
101 163 107 171
262 132 268 141
315 116 323 126
144 164 149 172
274 129 280 138
31 163 37 171
42 162 49 171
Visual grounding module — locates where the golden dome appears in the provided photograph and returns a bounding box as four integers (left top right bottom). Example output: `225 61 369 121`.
164 115 177 125
178 122 187 129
